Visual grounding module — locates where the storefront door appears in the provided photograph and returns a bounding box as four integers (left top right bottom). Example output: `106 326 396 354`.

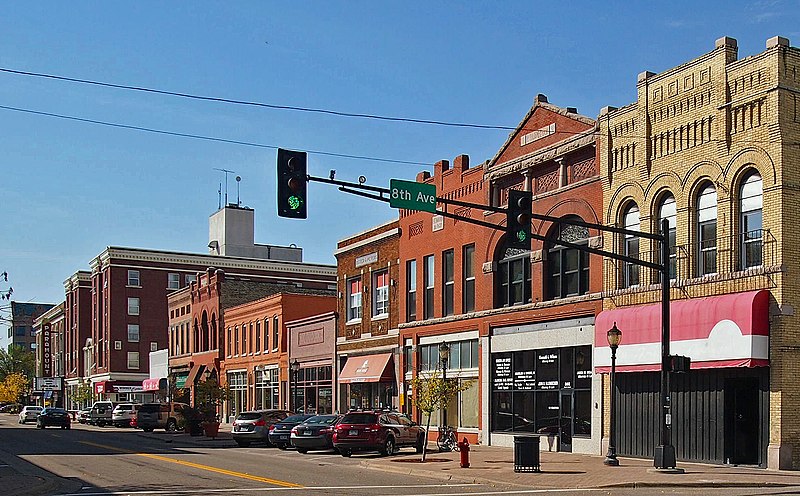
560 391 573 452
725 378 759 465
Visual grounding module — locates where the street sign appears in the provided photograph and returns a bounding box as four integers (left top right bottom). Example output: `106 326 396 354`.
389 179 437 213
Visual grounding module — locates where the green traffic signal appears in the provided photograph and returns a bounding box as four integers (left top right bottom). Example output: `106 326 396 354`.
288 195 303 210
506 189 533 250
277 148 308 219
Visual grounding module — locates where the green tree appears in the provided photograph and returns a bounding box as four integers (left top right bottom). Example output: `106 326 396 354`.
0 346 35 382
410 370 474 461
193 377 231 423
68 382 93 408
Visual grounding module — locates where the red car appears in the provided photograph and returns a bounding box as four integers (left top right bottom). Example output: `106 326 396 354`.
333 411 425 457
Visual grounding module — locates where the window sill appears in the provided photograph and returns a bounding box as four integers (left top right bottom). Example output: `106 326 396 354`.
346 319 362 326
371 313 389 321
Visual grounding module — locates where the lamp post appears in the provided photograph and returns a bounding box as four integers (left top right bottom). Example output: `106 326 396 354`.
604 322 622 466
290 359 300 413
439 342 450 429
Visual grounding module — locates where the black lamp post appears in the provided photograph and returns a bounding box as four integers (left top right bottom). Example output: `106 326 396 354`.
439 342 450 429
604 322 622 466
290 359 300 413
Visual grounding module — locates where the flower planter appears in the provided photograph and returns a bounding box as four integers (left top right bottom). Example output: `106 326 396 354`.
202 421 221 438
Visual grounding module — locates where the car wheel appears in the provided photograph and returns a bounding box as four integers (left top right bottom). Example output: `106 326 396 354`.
165 419 177 432
415 434 425 454
38 424 44 429
66 424 71 430
296 448 308 454
340 449 352 457
235 441 251 448
61 426 66 430
143 427 154 432
380 436 396 456
97 420 105 427
278 444 288 450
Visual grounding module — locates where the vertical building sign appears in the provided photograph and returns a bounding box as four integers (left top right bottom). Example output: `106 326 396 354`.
42 322 52 377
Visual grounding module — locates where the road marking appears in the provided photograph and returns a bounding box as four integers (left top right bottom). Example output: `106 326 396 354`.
58 484 476 495
78 441 302 488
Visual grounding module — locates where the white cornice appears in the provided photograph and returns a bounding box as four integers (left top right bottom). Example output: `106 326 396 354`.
334 228 400 257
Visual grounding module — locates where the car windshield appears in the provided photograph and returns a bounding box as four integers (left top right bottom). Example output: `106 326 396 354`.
283 414 312 423
139 404 160 413
341 413 378 424
304 415 338 425
236 412 263 421
46 408 67 414
26 407 43 411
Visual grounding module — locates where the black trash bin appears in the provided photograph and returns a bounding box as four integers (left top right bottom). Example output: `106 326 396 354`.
514 435 541 472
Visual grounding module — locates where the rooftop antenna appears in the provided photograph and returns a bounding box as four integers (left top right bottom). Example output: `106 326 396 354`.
218 183 222 210
213 168 237 207
236 176 242 206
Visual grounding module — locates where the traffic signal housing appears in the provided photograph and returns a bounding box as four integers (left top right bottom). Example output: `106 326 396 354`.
277 148 308 219
506 189 532 250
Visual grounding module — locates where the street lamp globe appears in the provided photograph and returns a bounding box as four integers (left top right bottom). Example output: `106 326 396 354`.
439 342 450 364
290 359 300 373
607 322 622 349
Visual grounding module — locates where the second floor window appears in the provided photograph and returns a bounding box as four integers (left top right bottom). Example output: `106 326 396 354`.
127 352 139 369
443 250 454 316
168 273 181 290
697 184 717 276
272 316 279 352
622 204 640 287
546 218 590 299
255 320 261 352
424 255 435 319
497 246 531 307
463 245 475 313
406 260 417 322
658 195 677 281
347 278 362 321
373 270 389 317
127 270 140 287
127 324 139 343
127 297 140 316
740 172 763 269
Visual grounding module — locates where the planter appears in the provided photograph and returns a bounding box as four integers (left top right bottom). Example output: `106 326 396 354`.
202 421 221 438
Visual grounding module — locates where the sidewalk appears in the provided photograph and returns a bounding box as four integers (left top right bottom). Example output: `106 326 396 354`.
135 421 237 446
361 445 800 489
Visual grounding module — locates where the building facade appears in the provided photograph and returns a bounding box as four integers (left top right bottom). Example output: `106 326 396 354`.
5 302 54 352
287 312 338 414
596 36 798 469
334 221 401 413
63 271 93 409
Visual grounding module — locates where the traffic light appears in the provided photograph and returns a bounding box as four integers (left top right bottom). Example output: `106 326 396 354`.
277 148 308 219
506 189 532 250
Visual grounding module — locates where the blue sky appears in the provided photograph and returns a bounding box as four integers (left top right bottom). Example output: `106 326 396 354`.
1 1 798 311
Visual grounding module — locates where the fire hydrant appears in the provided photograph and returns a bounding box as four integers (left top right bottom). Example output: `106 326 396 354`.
457 437 470 468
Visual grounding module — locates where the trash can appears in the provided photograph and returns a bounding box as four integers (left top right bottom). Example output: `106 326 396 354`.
514 435 541 473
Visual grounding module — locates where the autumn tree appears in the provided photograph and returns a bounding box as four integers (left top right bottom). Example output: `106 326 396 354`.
410 370 474 461
0 372 29 404
0 346 35 382
68 382 94 408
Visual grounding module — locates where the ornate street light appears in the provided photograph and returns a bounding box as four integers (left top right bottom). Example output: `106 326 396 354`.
604 322 623 466
290 359 300 413
439 342 451 429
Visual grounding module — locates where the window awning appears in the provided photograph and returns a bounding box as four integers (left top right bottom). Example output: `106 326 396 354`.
185 364 204 387
594 290 769 373
142 378 166 392
338 353 394 384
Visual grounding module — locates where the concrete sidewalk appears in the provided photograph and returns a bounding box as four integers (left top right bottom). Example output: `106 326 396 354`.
361 445 800 489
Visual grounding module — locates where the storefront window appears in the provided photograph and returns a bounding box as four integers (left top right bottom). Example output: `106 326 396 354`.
227 371 247 420
295 366 333 414
255 368 279 410
491 346 592 437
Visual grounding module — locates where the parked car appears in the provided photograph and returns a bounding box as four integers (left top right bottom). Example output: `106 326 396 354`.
290 414 342 453
37 407 71 429
89 401 115 427
112 403 140 427
231 409 291 447
267 414 314 449
18 406 43 424
333 411 425 457
136 402 188 432
77 407 92 424
0 403 22 414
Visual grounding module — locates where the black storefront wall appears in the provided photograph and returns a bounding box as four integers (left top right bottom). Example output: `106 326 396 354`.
616 368 768 466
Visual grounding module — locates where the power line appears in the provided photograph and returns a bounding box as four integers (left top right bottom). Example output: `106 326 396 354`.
0 104 429 166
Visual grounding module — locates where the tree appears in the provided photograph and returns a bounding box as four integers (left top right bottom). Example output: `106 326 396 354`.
193 377 231 423
0 346 35 382
68 382 93 408
0 372 29 404
410 370 474 461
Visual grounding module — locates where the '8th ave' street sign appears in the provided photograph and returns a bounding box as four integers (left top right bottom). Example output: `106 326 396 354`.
389 179 437 213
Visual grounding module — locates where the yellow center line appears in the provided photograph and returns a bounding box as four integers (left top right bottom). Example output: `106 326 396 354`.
79 441 302 488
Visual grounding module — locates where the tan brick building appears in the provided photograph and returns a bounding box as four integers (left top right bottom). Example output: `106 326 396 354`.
596 36 799 469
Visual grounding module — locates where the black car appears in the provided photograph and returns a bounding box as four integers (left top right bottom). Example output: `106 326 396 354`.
267 414 314 449
37 408 71 429
290 414 342 453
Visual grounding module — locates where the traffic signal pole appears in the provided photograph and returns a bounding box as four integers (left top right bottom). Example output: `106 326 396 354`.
297 170 678 469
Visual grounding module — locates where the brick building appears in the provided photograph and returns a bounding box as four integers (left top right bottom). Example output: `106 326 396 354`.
334 220 401 412
63 270 92 408
399 97 603 450
32 302 65 407
595 36 798 469
5 302 54 352
287 312 338 414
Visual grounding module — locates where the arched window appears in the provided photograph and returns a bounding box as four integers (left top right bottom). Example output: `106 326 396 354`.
546 217 590 299
496 242 531 308
201 311 210 352
657 194 677 280
740 172 763 269
622 204 640 287
697 184 717 276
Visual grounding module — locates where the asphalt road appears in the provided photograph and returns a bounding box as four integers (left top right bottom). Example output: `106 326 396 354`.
0 414 797 496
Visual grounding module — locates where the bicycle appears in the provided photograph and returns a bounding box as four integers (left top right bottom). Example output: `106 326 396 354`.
436 425 457 452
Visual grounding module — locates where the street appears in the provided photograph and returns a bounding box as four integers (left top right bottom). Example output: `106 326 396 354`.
1 415 799 496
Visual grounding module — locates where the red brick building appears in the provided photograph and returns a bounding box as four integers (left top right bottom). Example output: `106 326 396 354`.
399 95 604 452
334 220 401 412
63 271 92 409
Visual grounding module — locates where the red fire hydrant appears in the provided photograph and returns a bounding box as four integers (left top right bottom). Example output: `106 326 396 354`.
457 437 470 468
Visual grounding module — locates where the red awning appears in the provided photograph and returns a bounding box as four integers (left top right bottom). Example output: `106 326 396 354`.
594 290 770 373
185 364 203 386
94 381 110 394
142 378 162 391
338 353 394 384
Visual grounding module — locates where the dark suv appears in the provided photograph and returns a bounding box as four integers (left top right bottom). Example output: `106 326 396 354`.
333 411 425 457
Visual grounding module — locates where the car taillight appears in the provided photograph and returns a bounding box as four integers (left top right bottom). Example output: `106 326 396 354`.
319 427 330 434
253 419 266 427
269 425 276 432
290 427 298 434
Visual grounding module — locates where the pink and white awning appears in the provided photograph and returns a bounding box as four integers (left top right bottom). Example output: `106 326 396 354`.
594 290 770 373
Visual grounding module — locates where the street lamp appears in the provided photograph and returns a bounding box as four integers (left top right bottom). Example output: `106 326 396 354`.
290 359 300 413
439 342 450 429
604 322 622 466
